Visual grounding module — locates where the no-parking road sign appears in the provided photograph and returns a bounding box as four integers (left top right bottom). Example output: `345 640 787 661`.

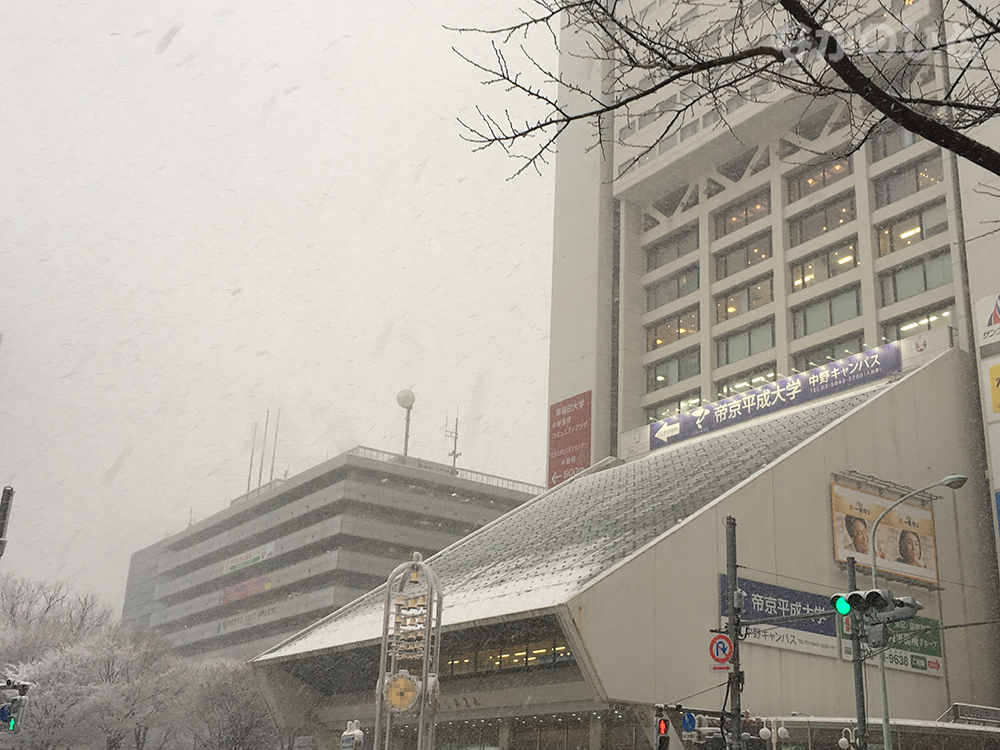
709 634 734 672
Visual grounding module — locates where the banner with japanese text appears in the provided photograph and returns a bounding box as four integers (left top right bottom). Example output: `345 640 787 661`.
651 342 901 451
548 391 591 487
720 575 838 658
832 482 938 585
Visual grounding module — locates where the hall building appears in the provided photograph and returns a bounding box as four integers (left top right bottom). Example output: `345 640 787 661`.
121 446 541 660
252 343 1000 750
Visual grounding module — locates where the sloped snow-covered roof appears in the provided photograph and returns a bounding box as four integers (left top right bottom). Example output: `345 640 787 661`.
253 382 887 664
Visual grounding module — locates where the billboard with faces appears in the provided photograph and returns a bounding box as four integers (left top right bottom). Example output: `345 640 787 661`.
832 482 938 585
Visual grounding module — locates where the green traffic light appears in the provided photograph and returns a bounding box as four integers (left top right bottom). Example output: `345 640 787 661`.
833 596 851 615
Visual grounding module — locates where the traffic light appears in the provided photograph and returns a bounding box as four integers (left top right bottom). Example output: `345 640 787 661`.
654 705 669 750
829 589 895 618
656 717 669 750
6 695 27 733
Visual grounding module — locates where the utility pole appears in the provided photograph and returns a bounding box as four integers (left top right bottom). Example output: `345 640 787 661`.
725 516 743 750
847 557 868 750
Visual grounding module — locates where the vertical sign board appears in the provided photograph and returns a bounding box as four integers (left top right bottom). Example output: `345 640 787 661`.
831 483 938 586
841 614 944 676
719 575 838 658
974 292 1000 581
547 391 592 488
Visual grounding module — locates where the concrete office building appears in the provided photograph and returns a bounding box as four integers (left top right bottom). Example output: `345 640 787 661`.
252 345 1000 750
121 447 541 660
546 0 993 476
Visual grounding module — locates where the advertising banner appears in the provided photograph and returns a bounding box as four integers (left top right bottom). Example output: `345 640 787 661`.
547 391 592 488
832 483 938 585
221 573 273 604
841 614 944 676
720 575 838 658
216 601 281 634
650 342 901 451
222 540 275 575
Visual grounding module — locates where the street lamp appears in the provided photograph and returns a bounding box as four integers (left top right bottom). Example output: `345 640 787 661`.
870 473 967 750
396 389 416 457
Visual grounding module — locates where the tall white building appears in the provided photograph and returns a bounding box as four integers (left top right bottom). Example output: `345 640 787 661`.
546 0 988 477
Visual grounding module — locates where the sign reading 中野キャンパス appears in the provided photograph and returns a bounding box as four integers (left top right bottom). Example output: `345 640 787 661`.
719 575 838 658
547 391 591 488
649 342 901 451
832 483 938 585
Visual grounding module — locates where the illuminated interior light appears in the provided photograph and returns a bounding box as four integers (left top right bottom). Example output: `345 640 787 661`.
655 338 662 344
656 375 665 381
736 381 750 388
838 256 853 264
728 306 737 312
794 279 802 286
899 227 921 239
918 318 929 325
942 311 950 316
900 322 919 331
678 328 686 333
929 316 938 322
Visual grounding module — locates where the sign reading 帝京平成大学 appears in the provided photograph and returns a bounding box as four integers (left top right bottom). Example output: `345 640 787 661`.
720 575 838 658
650 342 901 451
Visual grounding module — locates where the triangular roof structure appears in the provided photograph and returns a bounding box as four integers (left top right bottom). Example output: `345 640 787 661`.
253 380 889 664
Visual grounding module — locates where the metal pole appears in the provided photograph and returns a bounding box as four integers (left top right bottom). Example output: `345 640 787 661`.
403 406 412 457
725 516 743 750
246 422 257 496
847 557 868 750
869 476 965 750
258 410 269 489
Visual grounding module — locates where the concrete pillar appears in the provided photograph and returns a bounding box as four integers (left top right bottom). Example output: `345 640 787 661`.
589 713 603 750
499 719 513 750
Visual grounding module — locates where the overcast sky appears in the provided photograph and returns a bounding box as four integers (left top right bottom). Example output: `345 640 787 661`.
0 1 555 615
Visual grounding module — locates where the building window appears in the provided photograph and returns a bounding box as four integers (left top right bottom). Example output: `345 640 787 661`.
882 305 954 342
790 238 858 292
717 363 777 399
647 224 699 272
792 334 865 372
873 152 944 208
788 193 856 247
714 190 771 239
792 286 862 338
716 277 773 322
871 124 920 162
647 265 699 311
647 348 701 393
787 156 852 203
877 202 948 256
880 250 953 306
647 308 700 351
715 232 772 280
646 391 702 423
716 320 775 366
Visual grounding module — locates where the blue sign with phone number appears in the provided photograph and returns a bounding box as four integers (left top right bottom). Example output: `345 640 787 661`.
650 342 902 450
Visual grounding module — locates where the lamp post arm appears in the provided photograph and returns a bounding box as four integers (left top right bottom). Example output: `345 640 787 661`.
869 482 943 589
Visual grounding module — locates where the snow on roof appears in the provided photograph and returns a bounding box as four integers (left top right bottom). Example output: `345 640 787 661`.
253 382 887 664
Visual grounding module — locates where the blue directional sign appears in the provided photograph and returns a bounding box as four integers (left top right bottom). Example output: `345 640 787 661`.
650 342 902 451
681 712 697 732
0 704 11 724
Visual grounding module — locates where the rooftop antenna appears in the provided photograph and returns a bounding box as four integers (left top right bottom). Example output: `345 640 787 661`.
269 409 281 483
257 410 270 489
246 422 258 496
445 413 460 471
397 390 416 457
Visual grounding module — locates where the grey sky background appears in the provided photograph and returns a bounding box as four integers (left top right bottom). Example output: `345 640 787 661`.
0 2 554 615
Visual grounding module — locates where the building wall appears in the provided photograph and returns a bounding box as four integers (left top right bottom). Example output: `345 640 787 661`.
570 349 1000 715
122 450 538 660
549 0 983 466
548 19 617 468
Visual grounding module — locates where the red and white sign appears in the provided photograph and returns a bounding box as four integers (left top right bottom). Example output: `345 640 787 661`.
709 634 734 664
547 391 592 488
